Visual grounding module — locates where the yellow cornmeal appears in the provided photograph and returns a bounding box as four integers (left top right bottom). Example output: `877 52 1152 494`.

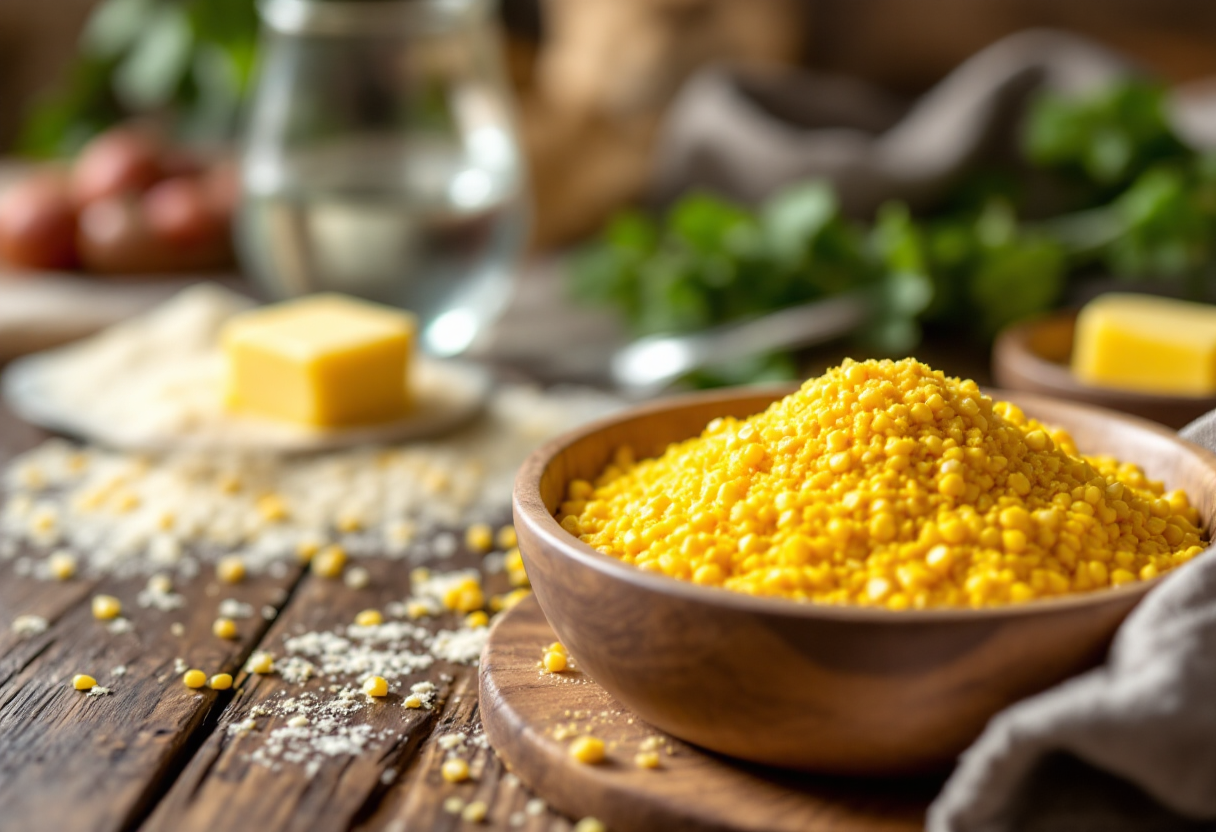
559 358 1207 609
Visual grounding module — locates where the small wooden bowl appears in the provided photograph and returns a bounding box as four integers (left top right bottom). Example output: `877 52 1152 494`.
512 387 1216 774
993 312 1216 430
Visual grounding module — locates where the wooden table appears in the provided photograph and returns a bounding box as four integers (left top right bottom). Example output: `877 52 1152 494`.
0 272 991 830
0 401 600 832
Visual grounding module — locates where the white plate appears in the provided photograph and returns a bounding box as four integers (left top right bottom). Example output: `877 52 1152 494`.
0 284 492 452
3 352 491 453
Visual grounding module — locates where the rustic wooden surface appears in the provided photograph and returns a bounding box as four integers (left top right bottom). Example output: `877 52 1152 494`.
7 378 1215 828
0 401 586 832
0 388 950 831
482 594 938 832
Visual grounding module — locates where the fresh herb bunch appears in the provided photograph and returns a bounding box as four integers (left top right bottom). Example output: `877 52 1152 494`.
569 184 934 377
1024 80 1189 195
571 78 1216 385
19 0 258 157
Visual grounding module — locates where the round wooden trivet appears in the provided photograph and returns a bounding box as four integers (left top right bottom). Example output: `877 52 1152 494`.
479 595 939 832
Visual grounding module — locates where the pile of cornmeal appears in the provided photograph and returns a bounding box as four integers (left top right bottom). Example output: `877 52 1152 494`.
559 358 1206 608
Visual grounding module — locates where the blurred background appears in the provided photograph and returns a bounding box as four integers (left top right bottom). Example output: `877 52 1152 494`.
5 0 1216 402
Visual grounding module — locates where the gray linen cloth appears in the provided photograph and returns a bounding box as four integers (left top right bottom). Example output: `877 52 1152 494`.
927 406 1216 832
653 30 1216 213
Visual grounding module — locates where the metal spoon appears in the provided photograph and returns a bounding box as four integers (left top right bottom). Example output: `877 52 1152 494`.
609 293 870 395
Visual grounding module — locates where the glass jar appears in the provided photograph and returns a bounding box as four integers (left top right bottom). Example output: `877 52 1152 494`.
238 0 527 356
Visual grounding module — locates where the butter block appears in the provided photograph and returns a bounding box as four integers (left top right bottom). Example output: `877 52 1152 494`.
1072 293 1216 396
222 294 414 427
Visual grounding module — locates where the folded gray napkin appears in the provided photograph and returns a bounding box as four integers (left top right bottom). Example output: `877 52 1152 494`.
653 29 1216 214
927 414 1216 832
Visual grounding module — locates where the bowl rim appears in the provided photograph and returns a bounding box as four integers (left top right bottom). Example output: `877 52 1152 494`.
995 311 1216 406
514 384 1216 624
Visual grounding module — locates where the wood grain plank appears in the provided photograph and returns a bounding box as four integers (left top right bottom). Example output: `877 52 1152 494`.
141 537 573 832
0 560 299 832
0 401 48 466
0 388 578 830
360 670 574 832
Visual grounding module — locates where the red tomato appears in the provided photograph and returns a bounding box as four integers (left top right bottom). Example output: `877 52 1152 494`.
143 176 224 246
79 193 232 275
77 195 159 273
0 173 79 270
71 127 164 207
203 161 240 218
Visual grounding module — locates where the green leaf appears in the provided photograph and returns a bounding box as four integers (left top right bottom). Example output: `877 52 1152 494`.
1022 79 1188 193
604 211 659 254
82 0 157 59
969 237 1066 335
113 4 194 110
761 182 838 265
181 45 243 142
669 193 750 253
859 316 921 355
1086 127 1132 184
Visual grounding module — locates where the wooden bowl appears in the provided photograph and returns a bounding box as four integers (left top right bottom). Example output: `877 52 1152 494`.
512 387 1216 774
993 311 1216 430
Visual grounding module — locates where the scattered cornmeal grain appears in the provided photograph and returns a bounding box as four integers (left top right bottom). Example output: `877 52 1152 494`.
404 694 423 709
183 669 207 689
344 566 371 589
336 513 363 533
209 673 233 690
72 674 97 691
256 493 289 522
461 800 489 823
441 757 470 782
548 641 567 655
543 650 568 673
247 652 274 674
573 819 607 832
442 577 484 613
465 610 489 629
363 675 388 697
560 358 1207 609
92 594 122 620
498 588 531 610
213 618 238 639
312 545 346 578
465 523 494 553
635 751 662 769
216 555 246 584
570 736 605 764
497 525 517 550
355 609 383 627
147 573 173 594
504 548 529 587
296 539 320 563
49 550 76 580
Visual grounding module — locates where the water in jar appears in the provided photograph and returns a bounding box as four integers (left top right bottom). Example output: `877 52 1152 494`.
238 0 527 357
239 135 525 357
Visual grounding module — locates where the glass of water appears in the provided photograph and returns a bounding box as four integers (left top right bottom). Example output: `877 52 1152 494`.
239 0 527 356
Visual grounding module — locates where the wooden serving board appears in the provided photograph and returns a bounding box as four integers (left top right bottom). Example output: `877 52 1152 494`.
479 596 942 832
